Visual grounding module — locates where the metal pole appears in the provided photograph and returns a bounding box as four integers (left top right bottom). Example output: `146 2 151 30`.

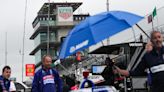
5 32 7 65
106 0 110 45
107 0 109 12
47 0 50 55
22 0 28 82
131 27 137 42
156 8 160 31
152 18 154 31
136 24 150 39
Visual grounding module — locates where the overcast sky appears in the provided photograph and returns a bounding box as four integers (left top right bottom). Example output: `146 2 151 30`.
0 0 163 82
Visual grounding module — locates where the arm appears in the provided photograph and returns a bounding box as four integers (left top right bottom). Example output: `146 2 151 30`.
115 56 147 77
115 66 129 77
32 73 39 92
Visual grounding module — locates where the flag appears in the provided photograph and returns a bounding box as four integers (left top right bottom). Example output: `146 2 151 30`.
148 14 152 23
153 7 157 18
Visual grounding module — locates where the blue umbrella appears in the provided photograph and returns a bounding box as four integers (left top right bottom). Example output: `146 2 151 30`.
59 11 144 59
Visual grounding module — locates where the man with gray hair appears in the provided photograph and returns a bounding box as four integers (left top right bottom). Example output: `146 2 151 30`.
115 31 164 92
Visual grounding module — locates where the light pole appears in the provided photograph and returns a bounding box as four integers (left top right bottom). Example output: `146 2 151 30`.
107 0 110 45
47 0 50 55
5 32 7 65
22 0 28 82
107 0 109 12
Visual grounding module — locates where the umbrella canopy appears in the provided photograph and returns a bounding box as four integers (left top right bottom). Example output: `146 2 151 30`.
59 11 143 59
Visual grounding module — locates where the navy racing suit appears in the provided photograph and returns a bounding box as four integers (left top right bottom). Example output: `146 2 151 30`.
0 75 10 92
130 46 164 92
32 68 62 92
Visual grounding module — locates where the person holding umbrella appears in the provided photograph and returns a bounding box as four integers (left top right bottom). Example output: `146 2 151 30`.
115 31 164 92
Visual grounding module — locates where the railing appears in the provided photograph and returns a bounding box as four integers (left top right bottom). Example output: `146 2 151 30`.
32 14 89 29
127 47 143 70
34 39 58 49
34 20 56 29
32 15 56 28
57 55 106 75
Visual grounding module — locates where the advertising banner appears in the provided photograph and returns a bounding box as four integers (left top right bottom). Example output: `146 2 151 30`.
57 7 73 22
26 64 35 76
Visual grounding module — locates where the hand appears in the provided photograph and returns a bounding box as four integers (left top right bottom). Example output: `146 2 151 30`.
145 41 153 52
113 66 129 77
113 66 120 73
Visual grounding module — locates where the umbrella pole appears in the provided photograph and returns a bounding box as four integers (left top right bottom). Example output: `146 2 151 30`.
132 27 137 42
136 24 150 39
101 41 105 46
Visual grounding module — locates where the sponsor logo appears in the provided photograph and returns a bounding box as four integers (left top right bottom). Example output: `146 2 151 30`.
129 43 143 47
70 40 89 53
43 75 54 80
59 13 72 19
58 7 72 19
26 64 35 76
43 75 55 85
